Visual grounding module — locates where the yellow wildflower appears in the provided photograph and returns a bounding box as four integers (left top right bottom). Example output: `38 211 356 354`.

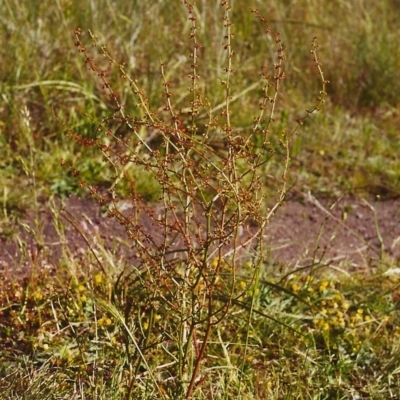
94 274 103 285
34 291 43 301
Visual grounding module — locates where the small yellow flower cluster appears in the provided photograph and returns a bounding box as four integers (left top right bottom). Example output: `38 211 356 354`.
288 274 329 297
154 313 162 322
307 279 375 353
348 308 364 328
285 275 375 352
239 280 247 290
140 313 162 332
78 284 85 292
97 317 113 327
72 282 88 303
34 291 43 301
319 280 330 292
94 273 103 285
313 297 347 332
291 283 300 293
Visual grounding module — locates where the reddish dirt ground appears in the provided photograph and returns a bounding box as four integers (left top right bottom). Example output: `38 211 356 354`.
1 194 399 279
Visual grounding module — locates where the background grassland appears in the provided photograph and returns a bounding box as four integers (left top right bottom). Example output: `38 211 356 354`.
1 0 400 399
1 0 399 209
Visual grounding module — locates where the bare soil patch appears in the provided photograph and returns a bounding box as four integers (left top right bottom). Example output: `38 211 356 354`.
1 194 399 279
266 194 399 270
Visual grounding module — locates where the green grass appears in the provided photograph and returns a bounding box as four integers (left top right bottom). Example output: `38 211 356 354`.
2 254 400 399
1 0 399 205
1 0 400 398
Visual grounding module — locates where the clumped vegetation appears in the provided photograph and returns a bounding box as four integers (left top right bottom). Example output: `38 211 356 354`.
2 264 400 398
1 0 400 399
